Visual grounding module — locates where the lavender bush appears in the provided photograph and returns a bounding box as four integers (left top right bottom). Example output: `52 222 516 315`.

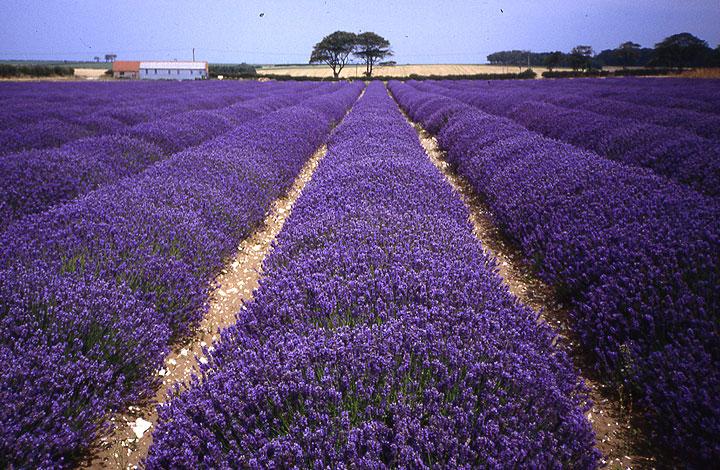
437 78 720 140
410 80 720 196
389 80 720 465
0 82 362 467
0 84 328 230
0 80 314 155
146 82 599 468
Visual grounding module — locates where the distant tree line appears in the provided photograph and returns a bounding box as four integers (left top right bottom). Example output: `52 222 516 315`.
208 63 257 78
488 33 720 71
0 64 75 78
310 31 392 77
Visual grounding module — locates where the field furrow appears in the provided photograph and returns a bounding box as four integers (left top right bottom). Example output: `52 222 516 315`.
0 82 362 468
390 79 720 466
0 82 341 231
145 82 599 468
411 80 720 196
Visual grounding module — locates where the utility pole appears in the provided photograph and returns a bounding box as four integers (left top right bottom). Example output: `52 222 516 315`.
192 48 195 62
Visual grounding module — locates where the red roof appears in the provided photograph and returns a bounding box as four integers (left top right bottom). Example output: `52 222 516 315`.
112 61 140 72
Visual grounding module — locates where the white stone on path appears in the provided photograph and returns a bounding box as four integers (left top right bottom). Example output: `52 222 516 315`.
130 418 152 439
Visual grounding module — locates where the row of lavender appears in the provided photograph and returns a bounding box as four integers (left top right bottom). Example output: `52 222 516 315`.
413 80 720 196
0 80 273 126
0 82 330 231
439 78 720 140
0 82 363 467
558 77 720 115
505 77 720 115
389 81 720 465
0 80 298 155
146 82 599 468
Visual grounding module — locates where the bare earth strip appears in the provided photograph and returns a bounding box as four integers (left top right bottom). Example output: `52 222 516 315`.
83 86 366 469
391 89 657 469
84 144 329 469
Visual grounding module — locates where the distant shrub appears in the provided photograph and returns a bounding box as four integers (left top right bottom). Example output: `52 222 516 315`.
611 68 681 76
209 63 257 78
256 74 340 81
379 69 537 81
0 64 74 78
542 70 610 78
0 64 16 77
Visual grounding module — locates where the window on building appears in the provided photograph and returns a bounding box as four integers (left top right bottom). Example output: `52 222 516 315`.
154 69 157 74
145 69 148 74
177 69 180 74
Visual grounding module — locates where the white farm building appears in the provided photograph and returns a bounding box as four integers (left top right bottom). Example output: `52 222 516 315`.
139 61 208 80
112 60 208 80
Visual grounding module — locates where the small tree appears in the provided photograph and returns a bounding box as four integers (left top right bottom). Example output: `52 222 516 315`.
93 56 100 63
654 32 709 68
569 45 593 71
104 53 117 62
544 51 563 71
353 32 392 76
309 31 357 78
616 41 641 68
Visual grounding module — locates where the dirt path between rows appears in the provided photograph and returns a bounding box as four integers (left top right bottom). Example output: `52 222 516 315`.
389 87 657 469
83 144 328 469
83 88 365 469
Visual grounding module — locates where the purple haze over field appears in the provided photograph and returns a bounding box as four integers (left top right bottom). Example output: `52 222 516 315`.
0 0 718 64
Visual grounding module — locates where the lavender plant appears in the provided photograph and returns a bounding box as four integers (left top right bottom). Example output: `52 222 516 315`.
146 82 599 468
389 80 720 465
413 80 720 196
0 83 330 230
0 82 363 467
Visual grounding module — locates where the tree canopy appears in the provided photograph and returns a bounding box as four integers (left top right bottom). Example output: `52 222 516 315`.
569 45 593 71
543 51 563 71
617 41 642 68
353 32 392 76
310 31 392 78
654 32 711 67
487 32 719 70
309 31 358 78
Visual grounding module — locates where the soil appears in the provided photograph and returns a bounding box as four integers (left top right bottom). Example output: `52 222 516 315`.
83 145 329 469
393 89 658 469
82 87 366 469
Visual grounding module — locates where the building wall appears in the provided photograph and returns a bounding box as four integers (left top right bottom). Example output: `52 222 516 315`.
139 68 206 80
114 71 139 79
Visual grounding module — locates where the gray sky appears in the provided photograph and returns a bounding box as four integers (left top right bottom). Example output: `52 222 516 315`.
1 0 718 64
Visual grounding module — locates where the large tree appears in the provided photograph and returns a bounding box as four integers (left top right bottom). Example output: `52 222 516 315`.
309 31 357 78
654 32 710 68
543 51 563 71
568 45 593 71
616 41 641 68
353 32 392 76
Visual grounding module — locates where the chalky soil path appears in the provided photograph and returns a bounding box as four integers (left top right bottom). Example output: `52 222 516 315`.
389 86 655 469
85 90 364 469
84 145 326 469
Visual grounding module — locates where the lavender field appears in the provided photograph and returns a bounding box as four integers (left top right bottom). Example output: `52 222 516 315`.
1 77 718 468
